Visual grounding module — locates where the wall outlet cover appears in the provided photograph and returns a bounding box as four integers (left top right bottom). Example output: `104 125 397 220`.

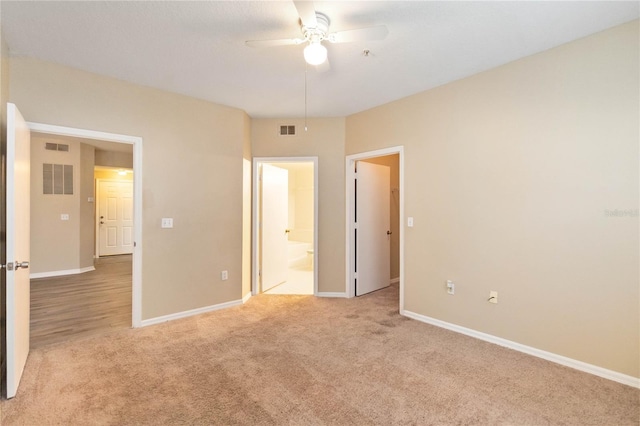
446 280 454 295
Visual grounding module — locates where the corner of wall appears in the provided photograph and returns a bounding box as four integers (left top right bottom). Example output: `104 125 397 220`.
242 112 252 297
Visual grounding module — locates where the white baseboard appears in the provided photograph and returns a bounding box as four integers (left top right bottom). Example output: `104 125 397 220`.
402 309 640 389
141 299 243 327
30 266 95 279
317 292 347 298
242 292 252 303
390 277 400 285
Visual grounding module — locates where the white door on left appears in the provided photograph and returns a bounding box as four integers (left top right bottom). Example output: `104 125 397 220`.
355 161 390 296
6 103 31 398
260 164 289 292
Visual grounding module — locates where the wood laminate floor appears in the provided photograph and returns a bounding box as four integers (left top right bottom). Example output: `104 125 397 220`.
30 255 132 348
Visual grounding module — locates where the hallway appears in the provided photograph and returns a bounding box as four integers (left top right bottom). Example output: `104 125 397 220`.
30 255 132 348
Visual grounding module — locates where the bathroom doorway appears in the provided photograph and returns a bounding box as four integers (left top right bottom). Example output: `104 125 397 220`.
252 157 318 295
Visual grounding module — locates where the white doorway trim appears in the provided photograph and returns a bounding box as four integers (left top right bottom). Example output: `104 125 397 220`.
252 157 319 296
26 121 143 328
345 146 405 311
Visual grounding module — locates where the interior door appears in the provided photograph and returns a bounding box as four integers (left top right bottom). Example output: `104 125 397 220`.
98 180 134 256
355 161 390 296
260 164 288 292
5 103 31 398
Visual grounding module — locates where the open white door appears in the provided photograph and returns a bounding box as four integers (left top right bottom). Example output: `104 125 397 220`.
260 164 288 292
97 180 134 256
355 161 390 296
6 103 31 398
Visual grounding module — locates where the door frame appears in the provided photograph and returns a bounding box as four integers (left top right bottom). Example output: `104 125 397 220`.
345 146 405 310
26 122 143 328
252 157 318 296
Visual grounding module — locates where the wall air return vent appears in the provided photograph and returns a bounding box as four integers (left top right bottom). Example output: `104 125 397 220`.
280 125 296 136
44 142 70 152
43 163 73 195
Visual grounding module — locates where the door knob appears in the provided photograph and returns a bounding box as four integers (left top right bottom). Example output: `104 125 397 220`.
387 230 392 235
100 221 104 224
15 261 29 270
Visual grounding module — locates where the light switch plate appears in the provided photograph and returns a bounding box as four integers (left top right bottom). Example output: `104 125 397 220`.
407 217 414 227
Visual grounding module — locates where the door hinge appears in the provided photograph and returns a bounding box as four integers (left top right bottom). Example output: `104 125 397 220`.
354 272 358 279
354 222 358 229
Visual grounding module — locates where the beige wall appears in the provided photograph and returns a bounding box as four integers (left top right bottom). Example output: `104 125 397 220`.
346 21 639 378
361 155 400 280
289 164 314 244
95 150 132 168
29 136 95 273
30 134 82 273
11 57 248 320
242 114 252 298
252 118 345 293
79 144 95 268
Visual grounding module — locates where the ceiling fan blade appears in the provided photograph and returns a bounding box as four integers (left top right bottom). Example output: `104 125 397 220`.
293 0 317 28
328 25 388 44
315 57 331 73
245 38 304 48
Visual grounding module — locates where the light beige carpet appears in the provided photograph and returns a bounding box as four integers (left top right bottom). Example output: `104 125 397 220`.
1 284 638 425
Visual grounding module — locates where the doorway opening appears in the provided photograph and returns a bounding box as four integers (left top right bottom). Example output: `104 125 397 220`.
346 147 404 311
252 157 318 296
95 173 134 257
27 122 142 330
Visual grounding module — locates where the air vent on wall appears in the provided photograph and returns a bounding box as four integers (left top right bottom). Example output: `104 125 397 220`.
43 163 73 195
280 125 296 136
45 142 69 152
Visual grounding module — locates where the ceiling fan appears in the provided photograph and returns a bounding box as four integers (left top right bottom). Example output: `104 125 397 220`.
245 1 388 70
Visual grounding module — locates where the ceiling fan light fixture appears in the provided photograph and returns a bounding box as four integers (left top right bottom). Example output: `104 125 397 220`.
303 41 327 65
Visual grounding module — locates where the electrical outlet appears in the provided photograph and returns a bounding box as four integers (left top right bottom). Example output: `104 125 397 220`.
446 280 455 295
221 270 228 281
161 218 173 228
489 291 498 304
61 214 70 221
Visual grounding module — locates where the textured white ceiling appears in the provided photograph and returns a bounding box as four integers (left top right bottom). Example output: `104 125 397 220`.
2 1 638 118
